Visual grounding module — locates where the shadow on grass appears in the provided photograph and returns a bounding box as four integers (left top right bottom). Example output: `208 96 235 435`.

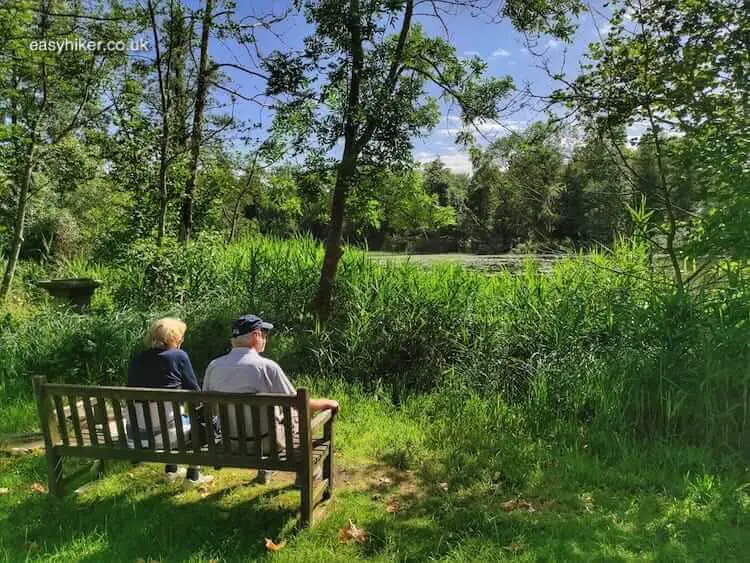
341 457 750 562
1 456 299 562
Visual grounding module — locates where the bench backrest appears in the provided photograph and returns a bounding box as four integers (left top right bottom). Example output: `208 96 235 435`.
33 376 313 471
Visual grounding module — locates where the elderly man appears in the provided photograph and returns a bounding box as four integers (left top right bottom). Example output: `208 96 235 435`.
203 314 338 484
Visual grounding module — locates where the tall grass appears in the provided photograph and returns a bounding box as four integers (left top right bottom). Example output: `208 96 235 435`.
2 235 749 456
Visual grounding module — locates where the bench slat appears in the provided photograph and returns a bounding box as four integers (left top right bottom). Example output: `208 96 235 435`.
53 395 69 446
68 395 84 446
97 398 114 447
204 402 216 454
111 399 127 447
44 384 298 406
172 401 186 453
266 406 278 460
219 403 231 454
141 401 156 449
156 401 171 452
82 396 98 446
251 406 262 458
235 404 248 456
126 400 142 450
283 406 295 458
188 401 202 454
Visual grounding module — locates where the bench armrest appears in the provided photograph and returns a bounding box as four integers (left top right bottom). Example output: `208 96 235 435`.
310 409 335 433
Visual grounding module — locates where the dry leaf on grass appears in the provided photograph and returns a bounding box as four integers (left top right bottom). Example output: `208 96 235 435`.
503 542 524 554
385 498 400 513
31 482 47 494
338 520 368 544
198 485 212 498
264 538 286 552
438 482 449 492
581 493 594 512
500 498 536 513
0 487 8 495
377 476 392 485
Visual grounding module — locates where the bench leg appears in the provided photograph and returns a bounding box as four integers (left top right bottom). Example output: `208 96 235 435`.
322 422 334 501
299 468 313 527
47 452 64 498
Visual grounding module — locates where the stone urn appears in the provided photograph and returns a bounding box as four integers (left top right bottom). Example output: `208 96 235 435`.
35 278 101 312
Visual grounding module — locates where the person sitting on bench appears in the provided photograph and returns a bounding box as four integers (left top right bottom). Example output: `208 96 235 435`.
127 317 213 488
203 314 339 484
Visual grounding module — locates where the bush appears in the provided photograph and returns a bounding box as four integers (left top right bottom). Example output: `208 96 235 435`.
3 235 750 456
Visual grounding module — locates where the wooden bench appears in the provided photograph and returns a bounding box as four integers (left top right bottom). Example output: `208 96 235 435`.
32 376 335 526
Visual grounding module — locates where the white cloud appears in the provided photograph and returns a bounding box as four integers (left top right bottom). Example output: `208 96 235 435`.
416 151 473 175
436 118 527 138
545 39 560 50
491 48 511 57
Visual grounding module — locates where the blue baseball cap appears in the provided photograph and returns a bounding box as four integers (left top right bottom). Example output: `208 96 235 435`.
231 314 274 337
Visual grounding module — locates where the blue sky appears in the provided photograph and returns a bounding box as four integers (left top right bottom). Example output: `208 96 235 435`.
178 1 614 175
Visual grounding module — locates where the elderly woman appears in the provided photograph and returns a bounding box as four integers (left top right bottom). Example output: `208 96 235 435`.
127 317 213 488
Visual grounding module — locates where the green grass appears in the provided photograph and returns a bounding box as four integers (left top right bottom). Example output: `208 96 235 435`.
3 234 750 559
1 385 749 562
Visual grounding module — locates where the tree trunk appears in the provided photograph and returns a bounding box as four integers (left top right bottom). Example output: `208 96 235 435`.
313 154 358 318
312 0 364 319
156 119 170 246
179 0 213 243
148 0 173 246
1 145 36 302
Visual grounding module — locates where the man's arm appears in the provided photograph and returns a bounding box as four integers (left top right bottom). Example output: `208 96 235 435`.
309 397 339 414
267 362 339 414
178 352 200 391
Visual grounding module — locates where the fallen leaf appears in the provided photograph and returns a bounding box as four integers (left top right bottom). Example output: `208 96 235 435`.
264 538 286 552
500 498 536 512
31 482 47 494
503 542 523 554
438 482 449 492
0 487 8 495
581 493 594 512
127 472 135 479
338 519 368 544
385 498 400 513
198 485 212 497
378 476 392 485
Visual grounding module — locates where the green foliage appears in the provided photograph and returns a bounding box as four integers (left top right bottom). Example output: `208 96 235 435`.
562 0 749 264
4 235 750 455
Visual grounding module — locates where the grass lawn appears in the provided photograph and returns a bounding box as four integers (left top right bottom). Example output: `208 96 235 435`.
1 387 749 562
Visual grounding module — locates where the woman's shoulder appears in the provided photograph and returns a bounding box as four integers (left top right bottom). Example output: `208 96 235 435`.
159 347 192 362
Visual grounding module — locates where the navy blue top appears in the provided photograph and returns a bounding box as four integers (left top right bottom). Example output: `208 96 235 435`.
127 347 200 391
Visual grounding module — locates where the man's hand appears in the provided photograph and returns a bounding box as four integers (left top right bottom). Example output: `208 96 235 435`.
309 397 339 413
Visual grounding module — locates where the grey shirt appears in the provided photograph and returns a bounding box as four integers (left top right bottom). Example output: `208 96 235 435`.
203 347 295 395
202 347 296 447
